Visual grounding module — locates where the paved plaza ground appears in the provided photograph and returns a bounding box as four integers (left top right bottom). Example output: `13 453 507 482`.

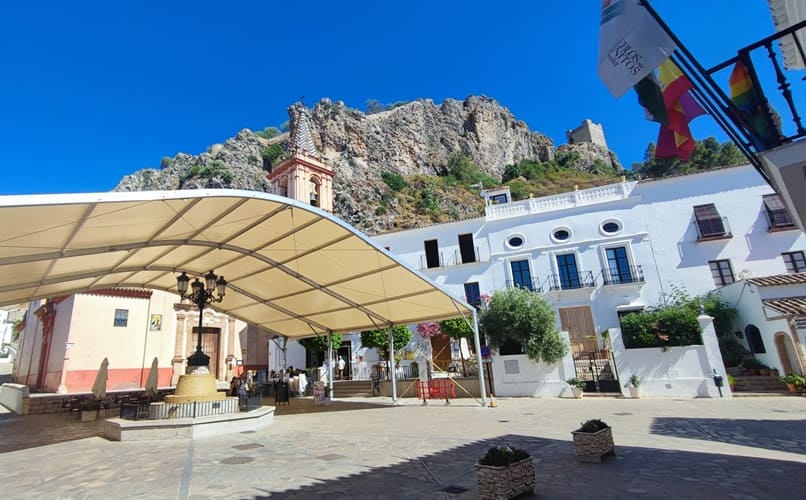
0 395 805 499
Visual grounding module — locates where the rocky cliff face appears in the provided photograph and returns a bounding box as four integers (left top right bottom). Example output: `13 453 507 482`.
115 95 621 232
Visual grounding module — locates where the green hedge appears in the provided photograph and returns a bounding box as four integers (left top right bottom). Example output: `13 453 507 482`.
620 304 702 349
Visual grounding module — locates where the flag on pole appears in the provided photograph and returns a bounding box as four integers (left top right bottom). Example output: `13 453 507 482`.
654 59 706 160
598 0 677 98
729 59 781 150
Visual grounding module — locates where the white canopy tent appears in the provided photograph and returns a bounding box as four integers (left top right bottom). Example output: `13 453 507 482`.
0 189 486 403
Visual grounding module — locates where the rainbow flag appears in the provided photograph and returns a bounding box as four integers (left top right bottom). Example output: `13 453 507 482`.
729 60 780 150
654 59 706 160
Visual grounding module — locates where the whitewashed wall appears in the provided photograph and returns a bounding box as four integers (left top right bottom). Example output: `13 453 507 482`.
488 332 575 397
609 325 730 398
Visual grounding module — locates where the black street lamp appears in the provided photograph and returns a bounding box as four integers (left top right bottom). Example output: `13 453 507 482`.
176 270 227 368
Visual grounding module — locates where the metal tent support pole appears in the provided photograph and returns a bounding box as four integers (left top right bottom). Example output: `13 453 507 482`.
473 310 488 406
388 325 398 403
327 331 334 400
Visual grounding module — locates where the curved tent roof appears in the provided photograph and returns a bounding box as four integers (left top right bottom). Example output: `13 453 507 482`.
0 189 474 338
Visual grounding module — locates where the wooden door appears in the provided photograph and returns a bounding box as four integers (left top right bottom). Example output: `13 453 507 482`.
190 326 220 378
430 335 453 372
559 307 598 353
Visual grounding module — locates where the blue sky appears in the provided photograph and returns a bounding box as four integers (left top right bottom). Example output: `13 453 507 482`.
0 0 784 194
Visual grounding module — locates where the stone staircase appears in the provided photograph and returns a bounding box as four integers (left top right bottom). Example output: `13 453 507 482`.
731 375 790 396
331 380 373 398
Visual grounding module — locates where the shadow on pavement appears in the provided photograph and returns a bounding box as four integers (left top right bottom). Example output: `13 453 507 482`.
270 398 395 416
240 433 804 499
650 417 806 455
0 413 106 453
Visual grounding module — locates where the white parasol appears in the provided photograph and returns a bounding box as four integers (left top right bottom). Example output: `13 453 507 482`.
91 357 109 400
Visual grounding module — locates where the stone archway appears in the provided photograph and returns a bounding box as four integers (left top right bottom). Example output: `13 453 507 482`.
775 332 800 374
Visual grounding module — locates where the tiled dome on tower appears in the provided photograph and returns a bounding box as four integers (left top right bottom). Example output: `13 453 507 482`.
287 102 319 158
266 102 335 212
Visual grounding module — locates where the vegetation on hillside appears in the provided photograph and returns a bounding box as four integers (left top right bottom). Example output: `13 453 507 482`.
180 160 234 184
369 137 747 226
630 137 745 178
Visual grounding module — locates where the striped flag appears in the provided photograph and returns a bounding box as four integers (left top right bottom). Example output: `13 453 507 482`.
598 0 677 98
655 59 706 160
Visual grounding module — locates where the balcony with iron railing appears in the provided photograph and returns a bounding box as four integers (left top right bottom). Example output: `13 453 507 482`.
695 217 733 241
504 278 542 293
418 246 485 270
600 265 645 286
544 271 596 292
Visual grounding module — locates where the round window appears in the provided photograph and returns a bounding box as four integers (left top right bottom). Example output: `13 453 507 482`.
552 229 570 241
508 236 524 248
602 221 621 234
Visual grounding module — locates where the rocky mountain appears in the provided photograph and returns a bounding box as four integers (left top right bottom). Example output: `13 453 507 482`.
115 95 622 233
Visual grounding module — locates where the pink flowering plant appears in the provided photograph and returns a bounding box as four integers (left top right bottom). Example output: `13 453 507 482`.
416 322 442 338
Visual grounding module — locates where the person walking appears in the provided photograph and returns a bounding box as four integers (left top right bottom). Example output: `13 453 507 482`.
337 356 346 380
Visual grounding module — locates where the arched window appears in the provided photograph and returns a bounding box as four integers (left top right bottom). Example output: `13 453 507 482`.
745 324 766 354
309 176 321 207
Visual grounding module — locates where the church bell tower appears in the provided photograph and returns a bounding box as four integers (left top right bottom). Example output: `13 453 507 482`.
267 103 335 212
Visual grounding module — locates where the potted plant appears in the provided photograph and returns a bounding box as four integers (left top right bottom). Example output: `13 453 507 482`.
571 419 615 463
476 445 535 499
567 378 585 398
80 399 100 422
769 367 780 378
728 374 736 392
601 330 612 351
758 364 771 377
781 372 805 393
628 374 641 398
742 358 763 376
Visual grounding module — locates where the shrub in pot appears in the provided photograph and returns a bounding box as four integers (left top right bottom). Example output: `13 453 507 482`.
628 374 641 398
781 372 805 393
567 378 585 398
476 445 535 499
572 419 615 463
742 358 763 376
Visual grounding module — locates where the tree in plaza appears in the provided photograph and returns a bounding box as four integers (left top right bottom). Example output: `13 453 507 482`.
360 326 412 370
479 287 568 364
439 317 473 340
297 333 343 355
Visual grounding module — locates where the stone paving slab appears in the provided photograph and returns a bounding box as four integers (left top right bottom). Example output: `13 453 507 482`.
0 396 804 499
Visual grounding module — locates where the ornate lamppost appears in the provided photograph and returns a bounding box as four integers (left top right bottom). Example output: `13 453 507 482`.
176 270 227 370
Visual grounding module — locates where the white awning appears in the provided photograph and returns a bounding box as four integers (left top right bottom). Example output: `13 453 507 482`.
769 0 806 69
0 189 474 339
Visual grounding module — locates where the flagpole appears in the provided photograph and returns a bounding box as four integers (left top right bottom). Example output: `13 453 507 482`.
638 0 769 180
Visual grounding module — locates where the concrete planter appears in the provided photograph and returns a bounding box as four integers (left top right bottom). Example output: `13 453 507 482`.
571 387 584 399
476 457 535 499
572 427 615 463
628 386 641 399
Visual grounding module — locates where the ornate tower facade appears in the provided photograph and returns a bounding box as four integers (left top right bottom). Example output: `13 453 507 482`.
267 103 335 212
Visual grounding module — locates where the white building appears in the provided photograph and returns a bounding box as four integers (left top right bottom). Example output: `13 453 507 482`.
373 165 806 397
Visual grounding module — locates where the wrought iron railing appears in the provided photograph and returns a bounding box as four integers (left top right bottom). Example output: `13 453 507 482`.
545 271 596 291
705 19 806 152
601 265 645 286
505 278 542 293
